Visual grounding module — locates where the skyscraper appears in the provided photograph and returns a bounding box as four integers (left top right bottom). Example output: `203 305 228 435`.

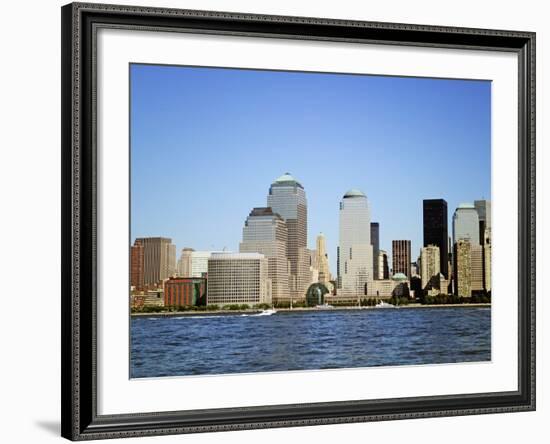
338 189 373 296
239 207 290 303
420 245 440 290
423 199 449 278
453 239 483 297
392 240 411 279
483 227 492 292
370 222 380 279
267 173 310 299
176 247 194 277
474 199 492 243
377 250 390 280
316 233 331 284
134 237 176 286
130 239 144 289
453 203 480 245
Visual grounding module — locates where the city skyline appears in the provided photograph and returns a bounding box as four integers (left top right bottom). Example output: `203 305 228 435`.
131 64 491 273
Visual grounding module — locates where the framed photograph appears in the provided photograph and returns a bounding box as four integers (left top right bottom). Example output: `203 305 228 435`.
61 2 536 440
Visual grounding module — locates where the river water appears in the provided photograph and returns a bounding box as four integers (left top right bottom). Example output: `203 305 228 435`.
130 306 491 378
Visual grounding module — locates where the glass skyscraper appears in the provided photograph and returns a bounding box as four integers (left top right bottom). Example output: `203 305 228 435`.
239 207 290 302
453 203 480 245
267 173 310 300
423 199 449 278
338 189 373 297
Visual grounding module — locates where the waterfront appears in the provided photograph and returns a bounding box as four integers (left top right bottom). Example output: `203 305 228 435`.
130 306 491 378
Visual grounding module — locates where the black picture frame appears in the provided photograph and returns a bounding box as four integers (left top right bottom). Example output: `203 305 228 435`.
61 2 536 440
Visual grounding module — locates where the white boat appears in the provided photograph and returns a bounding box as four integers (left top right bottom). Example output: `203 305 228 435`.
375 301 396 309
258 309 277 316
315 303 334 310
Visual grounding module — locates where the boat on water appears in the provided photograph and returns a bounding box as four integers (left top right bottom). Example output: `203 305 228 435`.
258 309 277 316
375 301 397 309
315 303 334 310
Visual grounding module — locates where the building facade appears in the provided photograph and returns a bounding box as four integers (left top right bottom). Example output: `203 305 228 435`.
176 247 194 277
423 199 449 278
134 237 177 286
267 173 310 300
377 250 390 280
420 244 441 290
130 239 144 289
452 203 480 245
207 253 272 306
453 239 483 297
239 207 290 303
392 240 412 279
316 233 331 284
164 277 207 307
370 222 380 280
483 227 492 292
338 189 373 297
474 199 492 243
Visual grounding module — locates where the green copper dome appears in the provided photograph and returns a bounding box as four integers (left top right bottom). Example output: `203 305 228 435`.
392 272 408 281
271 172 303 189
343 189 366 198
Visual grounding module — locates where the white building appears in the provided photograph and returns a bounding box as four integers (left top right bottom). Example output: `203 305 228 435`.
207 253 272 306
337 189 373 297
185 251 227 278
452 203 480 245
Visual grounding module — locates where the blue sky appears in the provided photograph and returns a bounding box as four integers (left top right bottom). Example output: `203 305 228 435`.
130 64 491 273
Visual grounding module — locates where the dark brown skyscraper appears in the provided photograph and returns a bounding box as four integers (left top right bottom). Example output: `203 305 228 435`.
370 222 380 279
130 239 144 289
392 240 411 279
423 199 449 278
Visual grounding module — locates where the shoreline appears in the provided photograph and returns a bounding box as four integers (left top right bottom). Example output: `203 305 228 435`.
131 303 491 317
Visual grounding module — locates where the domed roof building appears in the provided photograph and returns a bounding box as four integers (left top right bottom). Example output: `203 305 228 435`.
343 189 366 199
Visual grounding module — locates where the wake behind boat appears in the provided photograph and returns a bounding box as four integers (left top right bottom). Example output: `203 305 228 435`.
375 301 397 309
315 303 334 310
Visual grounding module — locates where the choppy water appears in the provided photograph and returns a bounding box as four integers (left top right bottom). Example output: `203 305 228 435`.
130 307 491 378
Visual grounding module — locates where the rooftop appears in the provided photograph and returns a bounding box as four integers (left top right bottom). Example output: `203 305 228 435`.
271 172 304 189
343 189 366 198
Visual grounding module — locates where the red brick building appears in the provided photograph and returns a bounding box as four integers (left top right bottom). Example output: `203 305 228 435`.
130 239 144 289
164 277 207 307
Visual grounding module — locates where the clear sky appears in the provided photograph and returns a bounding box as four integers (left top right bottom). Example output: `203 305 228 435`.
130 64 491 273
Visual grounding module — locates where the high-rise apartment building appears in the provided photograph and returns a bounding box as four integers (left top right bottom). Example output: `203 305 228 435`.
134 237 176 286
370 222 380 279
207 253 272 306
423 199 449 278
420 245 441 290
130 239 144 289
176 247 194 277
316 233 331 284
239 207 290 303
454 239 483 297
267 173 310 299
453 203 480 245
392 240 412 279
338 189 373 296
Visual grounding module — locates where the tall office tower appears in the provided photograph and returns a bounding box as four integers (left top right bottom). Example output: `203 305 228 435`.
392 240 412 279
135 237 177 286
370 222 380 279
423 199 449 278
130 239 144 289
452 203 480 245
207 253 272 306
316 233 331 284
474 199 492 244
176 247 194 277
483 227 492 292
377 250 389 280
239 207 290 303
420 245 441 290
338 189 373 296
267 173 310 299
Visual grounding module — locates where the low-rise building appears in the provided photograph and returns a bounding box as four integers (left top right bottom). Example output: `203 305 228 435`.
164 276 207 306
